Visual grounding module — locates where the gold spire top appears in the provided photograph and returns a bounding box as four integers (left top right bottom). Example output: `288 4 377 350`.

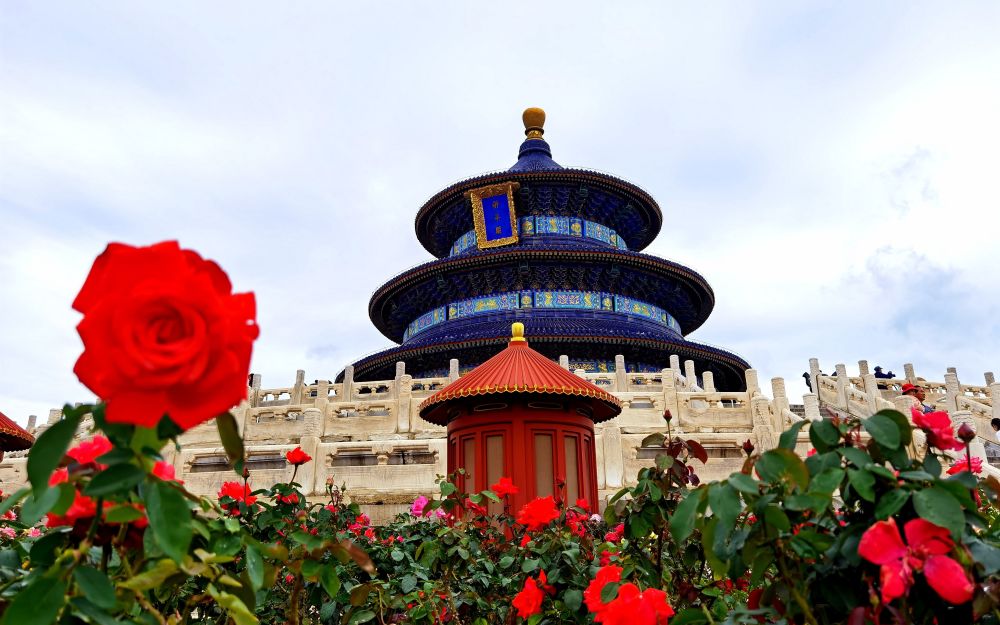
522 107 546 140
510 322 527 342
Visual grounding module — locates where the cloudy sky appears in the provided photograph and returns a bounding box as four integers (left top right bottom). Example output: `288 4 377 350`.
2 2 998 425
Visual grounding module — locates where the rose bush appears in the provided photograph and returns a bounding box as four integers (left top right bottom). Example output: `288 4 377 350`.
2 241 1000 625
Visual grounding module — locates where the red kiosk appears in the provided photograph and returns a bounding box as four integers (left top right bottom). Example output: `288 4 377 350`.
0 411 34 463
418 323 622 512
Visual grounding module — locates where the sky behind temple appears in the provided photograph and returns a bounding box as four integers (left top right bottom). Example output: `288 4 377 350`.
2 2 999 424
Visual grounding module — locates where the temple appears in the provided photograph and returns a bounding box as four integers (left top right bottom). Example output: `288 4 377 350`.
350 108 750 390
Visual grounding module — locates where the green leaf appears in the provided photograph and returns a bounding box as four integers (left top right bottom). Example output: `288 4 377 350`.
669 488 704 544
348 609 376 625
838 447 872 469
875 489 910 520
848 468 876 502
923 454 942 477
755 449 810 491
74 567 117 610
898 471 934 482
913 487 965 535
563 588 582 612
481 490 500 503
708 483 741 533
207 584 259 625
878 409 913 447
144 479 192 562
104 505 145 523
439 482 456 497
728 472 760 495
521 558 539 573
84 464 146 497
19 486 61 526
321 564 341 598
0 487 29 518
763 504 790 531
778 420 808 450
391 549 405 562
863 414 901 450
27 410 81 494
600 581 621 603
498 555 514 569
0 575 67 625
809 419 841 451
668 608 710 625
809 468 845 495
400 574 418 593
69 597 120 625
245 545 264 591
216 412 244 472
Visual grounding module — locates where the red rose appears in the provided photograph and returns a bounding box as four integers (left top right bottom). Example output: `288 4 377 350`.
490 476 519 498
73 241 259 430
67 436 113 467
512 573 545 618
285 447 312 466
516 496 560 532
152 460 183 484
218 481 257 515
277 492 299 505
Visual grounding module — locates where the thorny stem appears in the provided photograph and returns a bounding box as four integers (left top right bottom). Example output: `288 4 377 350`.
774 547 819 625
287 575 303 625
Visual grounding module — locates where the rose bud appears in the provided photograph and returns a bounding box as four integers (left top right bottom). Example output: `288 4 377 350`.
741 439 755 456
242 465 251 479
663 409 673 423
957 423 976 443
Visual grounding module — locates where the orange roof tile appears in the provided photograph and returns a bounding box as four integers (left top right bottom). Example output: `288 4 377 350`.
0 411 35 451
419 323 622 424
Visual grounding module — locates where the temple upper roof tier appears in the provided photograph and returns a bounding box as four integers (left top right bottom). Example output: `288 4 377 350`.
414 110 662 258
367 246 715 343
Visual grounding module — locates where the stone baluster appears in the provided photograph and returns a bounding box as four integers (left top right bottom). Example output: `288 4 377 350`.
47 408 62 425
862 373 881 412
702 371 716 393
771 377 790 428
290 369 306 405
809 358 821 396
315 379 330 412
683 360 697 390
947 367 957 375
745 369 760 397
342 365 355 402
991 384 1000 420
574 369 586 378
299 407 323 495
858 360 870 376
904 363 916 384
248 374 262 408
558 355 569 371
396 374 413 433
944 372 960 413
26 415 36 431
951 410 986 465
803 394 821 421
393 362 406 398
669 355 681 382
602 426 624 488
894 395 926 453
661 368 679 429
835 364 848 408
985 372 996 386
614 355 627 392
449 359 460 382
751 394 777 450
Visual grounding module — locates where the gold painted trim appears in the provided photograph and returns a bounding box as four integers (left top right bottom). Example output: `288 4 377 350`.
468 182 520 250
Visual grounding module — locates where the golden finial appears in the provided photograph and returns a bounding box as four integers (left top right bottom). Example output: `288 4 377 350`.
511 322 526 342
522 107 546 140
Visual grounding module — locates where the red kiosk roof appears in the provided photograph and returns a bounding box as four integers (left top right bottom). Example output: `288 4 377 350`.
0 411 35 451
418 323 622 424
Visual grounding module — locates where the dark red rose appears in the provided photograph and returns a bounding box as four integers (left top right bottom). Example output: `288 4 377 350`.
73 241 259 430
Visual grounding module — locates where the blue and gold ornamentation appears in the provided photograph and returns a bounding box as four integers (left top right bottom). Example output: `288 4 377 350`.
449 216 629 256
469 182 520 250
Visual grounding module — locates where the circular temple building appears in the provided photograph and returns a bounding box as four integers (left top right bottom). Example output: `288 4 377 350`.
351 108 750 390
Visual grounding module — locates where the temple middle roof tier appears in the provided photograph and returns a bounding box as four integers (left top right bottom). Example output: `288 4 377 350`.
368 247 715 343
414 169 663 259
346 323 749 391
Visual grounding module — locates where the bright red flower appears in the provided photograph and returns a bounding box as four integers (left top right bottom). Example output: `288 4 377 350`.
152 461 183 483
584 565 623 613
72 241 259 430
597 584 675 625
49 467 70 486
575 498 590 511
491 476 519 498
516 496 560 531
911 408 964 451
512 572 546 618
217 481 257 515
947 457 983 475
520 534 531 547
277 492 299 505
285 447 311 466
858 517 974 605
45 490 98 528
67 436 112 467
